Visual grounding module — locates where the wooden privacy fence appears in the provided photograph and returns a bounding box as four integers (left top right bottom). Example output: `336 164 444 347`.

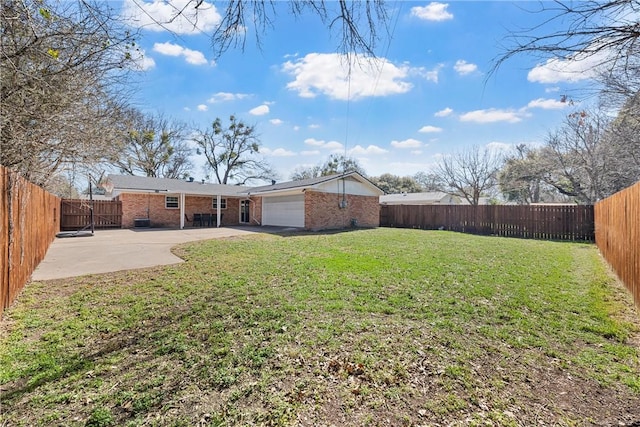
1 166 60 317
595 181 640 310
380 204 595 241
60 199 122 231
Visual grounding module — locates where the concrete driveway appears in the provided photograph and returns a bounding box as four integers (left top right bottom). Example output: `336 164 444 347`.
32 227 272 281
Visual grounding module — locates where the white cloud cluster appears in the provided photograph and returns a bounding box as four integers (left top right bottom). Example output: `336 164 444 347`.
249 105 270 116
283 53 413 100
304 138 344 151
197 104 208 111
411 2 454 21
153 42 208 65
391 139 422 149
348 145 388 155
121 0 221 34
527 49 609 84
454 59 477 76
262 147 296 157
527 98 568 110
434 107 453 117
459 108 527 124
418 125 442 133
207 92 250 103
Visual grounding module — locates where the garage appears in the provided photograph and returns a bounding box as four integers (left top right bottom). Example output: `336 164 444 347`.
262 194 305 227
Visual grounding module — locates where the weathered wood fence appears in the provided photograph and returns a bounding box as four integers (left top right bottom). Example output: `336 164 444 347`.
60 199 122 230
380 204 595 241
1 166 60 317
595 181 640 310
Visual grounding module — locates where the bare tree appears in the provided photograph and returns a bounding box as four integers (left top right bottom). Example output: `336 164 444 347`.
128 0 390 60
540 108 639 203
1 0 138 188
435 146 504 205
193 115 275 185
494 1 640 80
111 110 193 179
498 144 555 204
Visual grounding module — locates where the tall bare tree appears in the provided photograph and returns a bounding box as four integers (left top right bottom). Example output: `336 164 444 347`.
495 1 640 80
112 110 193 179
1 0 138 188
127 0 390 60
193 115 275 185
435 146 504 205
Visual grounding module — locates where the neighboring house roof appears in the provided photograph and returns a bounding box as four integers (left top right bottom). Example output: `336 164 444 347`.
248 172 384 196
106 175 250 197
380 192 461 205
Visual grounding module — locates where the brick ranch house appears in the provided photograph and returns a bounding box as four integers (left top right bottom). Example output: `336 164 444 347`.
105 172 383 231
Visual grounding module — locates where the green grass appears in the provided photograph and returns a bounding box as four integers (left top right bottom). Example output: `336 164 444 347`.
1 228 638 426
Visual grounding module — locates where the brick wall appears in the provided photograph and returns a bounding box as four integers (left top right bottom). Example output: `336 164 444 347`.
304 191 380 231
119 193 244 228
184 196 241 226
119 193 178 228
249 196 262 225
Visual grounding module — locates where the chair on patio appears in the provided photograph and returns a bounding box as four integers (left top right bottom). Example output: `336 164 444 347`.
193 213 202 227
201 213 213 227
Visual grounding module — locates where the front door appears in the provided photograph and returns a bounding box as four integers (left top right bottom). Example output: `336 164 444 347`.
240 200 250 223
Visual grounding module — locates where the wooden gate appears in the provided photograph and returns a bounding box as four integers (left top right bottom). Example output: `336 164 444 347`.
60 199 122 231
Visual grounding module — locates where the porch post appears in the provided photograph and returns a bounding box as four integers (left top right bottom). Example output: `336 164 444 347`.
216 194 221 227
180 193 185 229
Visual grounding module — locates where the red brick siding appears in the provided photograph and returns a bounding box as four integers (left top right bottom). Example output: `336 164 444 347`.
249 196 262 225
119 193 179 228
119 193 244 228
184 196 241 226
304 191 380 230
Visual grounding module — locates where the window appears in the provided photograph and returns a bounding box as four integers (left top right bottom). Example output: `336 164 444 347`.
212 198 227 209
165 196 179 209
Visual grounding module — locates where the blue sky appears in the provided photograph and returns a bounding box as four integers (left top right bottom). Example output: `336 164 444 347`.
120 1 599 182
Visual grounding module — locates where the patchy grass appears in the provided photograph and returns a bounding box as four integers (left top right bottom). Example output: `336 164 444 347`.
1 228 639 426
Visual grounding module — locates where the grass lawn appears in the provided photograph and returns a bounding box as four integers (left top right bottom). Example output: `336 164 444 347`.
1 228 639 426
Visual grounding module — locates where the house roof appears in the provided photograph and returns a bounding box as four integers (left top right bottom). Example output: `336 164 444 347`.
380 192 457 205
248 171 384 196
106 175 250 197
106 171 384 198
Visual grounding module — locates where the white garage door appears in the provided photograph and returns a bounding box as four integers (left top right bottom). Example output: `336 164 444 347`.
262 195 305 227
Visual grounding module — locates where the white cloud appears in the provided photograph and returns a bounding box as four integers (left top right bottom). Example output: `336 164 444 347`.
545 87 560 93
129 48 155 71
197 104 208 111
486 142 512 152
459 108 526 124
454 59 477 76
528 49 609 83
283 53 413 100
418 125 443 133
121 0 221 34
411 150 423 155
249 105 270 116
527 98 568 110
263 147 295 157
391 138 422 148
434 107 453 117
309 124 321 129
153 42 208 65
304 138 344 151
411 2 454 21
207 92 250 103
301 150 320 156
414 64 444 83
269 119 283 125
348 145 388 155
